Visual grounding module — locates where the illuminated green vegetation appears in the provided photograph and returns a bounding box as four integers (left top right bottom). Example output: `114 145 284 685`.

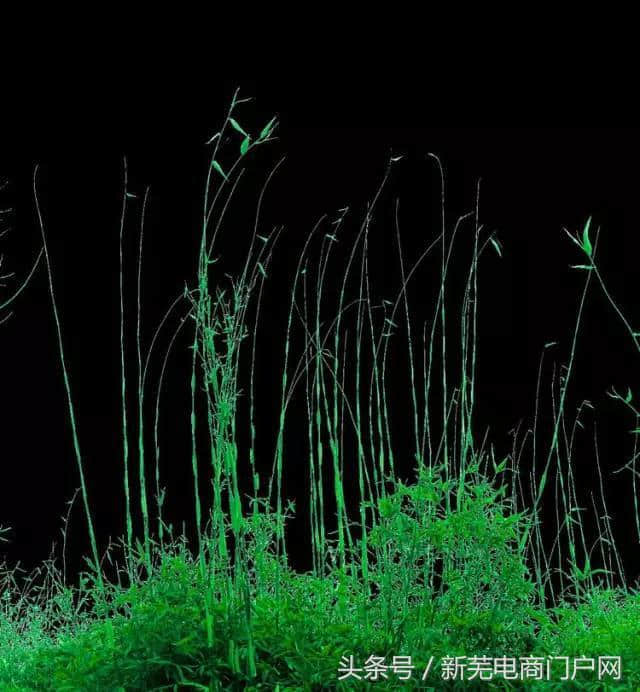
0 99 639 690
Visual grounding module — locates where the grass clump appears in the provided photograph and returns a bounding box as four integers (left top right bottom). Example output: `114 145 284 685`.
0 96 639 689
0 476 536 689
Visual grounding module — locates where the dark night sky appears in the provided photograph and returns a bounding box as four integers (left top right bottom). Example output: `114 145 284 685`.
0 81 638 583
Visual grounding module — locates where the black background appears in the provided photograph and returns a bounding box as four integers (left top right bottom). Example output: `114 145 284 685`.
0 81 638 585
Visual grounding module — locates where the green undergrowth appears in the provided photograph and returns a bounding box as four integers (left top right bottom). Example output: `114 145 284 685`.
1 97 639 689
1 484 639 689
2 476 638 689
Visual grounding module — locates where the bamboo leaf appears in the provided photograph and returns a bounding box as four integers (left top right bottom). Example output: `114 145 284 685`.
259 117 277 140
493 457 508 474
212 160 228 181
582 216 593 257
229 117 248 137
